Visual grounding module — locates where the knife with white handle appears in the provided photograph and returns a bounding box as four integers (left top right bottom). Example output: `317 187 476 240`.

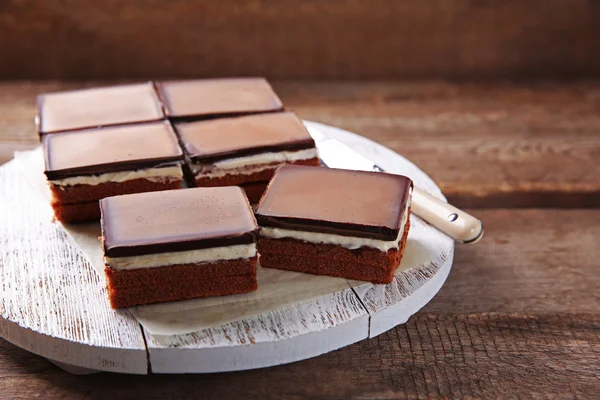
307 126 484 244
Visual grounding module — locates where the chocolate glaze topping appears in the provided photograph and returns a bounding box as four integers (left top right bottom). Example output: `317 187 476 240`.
255 165 414 241
176 112 316 164
101 187 259 257
43 121 184 180
156 78 283 119
37 82 164 135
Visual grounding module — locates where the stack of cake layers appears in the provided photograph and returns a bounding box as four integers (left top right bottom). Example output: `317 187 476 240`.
37 78 414 309
38 78 319 222
98 166 413 309
100 187 260 308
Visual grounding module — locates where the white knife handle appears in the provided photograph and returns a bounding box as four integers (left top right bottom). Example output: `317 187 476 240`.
411 187 483 244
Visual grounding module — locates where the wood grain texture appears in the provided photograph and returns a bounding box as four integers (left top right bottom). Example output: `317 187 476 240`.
145 290 369 373
1 1 600 80
0 314 597 399
0 80 598 396
2 81 600 208
424 209 600 315
280 81 600 208
1 209 599 397
0 160 148 374
353 217 453 338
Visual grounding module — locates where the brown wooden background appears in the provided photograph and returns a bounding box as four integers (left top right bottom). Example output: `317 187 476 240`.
2 0 600 80
1 2 600 399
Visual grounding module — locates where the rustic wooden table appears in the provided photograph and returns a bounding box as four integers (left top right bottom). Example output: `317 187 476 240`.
1 81 598 399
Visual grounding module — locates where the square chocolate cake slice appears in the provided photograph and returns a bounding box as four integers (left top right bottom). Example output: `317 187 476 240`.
100 187 259 308
176 112 319 203
36 82 164 136
255 165 413 284
43 121 185 223
156 77 283 120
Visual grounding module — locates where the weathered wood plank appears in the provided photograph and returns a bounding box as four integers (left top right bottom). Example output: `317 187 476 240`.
1 209 599 397
2 81 600 208
144 290 368 373
1 1 600 80
0 313 598 399
278 81 600 208
357 209 600 336
424 209 600 314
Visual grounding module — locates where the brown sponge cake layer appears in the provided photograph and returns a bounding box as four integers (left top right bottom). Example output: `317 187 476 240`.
52 200 102 223
193 158 319 203
261 254 394 284
108 273 257 309
105 256 258 308
50 177 183 205
258 217 410 284
193 157 320 187
239 181 270 204
105 257 257 288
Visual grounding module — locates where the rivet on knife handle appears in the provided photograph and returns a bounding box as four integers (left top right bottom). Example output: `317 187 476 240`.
411 188 484 244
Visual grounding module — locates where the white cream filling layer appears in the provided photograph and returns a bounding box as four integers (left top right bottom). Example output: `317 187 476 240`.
50 166 184 187
192 148 318 178
105 243 257 270
260 189 412 251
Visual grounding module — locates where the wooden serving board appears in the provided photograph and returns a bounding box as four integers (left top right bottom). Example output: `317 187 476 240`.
0 121 454 374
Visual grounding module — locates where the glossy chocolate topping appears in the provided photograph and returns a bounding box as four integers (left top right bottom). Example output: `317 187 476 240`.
100 187 259 257
156 78 283 119
37 82 165 135
255 165 413 240
176 112 316 164
43 121 184 180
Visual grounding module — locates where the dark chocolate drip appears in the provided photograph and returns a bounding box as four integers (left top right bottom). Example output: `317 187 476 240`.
167 108 284 123
104 231 258 258
256 215 400 240
188 139 316 164
44 159 184 181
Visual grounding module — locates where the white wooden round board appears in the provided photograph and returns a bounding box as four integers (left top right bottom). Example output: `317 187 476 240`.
0 121 454 374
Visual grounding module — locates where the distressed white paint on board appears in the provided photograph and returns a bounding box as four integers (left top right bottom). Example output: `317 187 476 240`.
0 122 453 373
0 160 147 374
145 289 369 373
